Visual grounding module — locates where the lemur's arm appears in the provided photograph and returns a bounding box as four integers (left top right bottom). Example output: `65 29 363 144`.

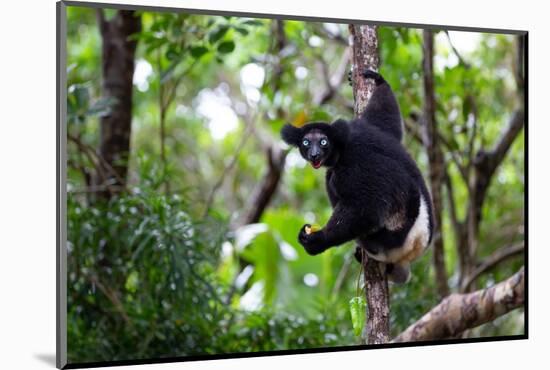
299 202 381 255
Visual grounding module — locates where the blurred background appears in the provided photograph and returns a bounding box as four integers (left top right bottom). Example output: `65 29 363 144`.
65 5 525 364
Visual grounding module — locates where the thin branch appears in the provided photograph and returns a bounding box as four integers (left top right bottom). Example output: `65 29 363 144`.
314 47 351 105
331 252 354 297
403 118 424 145
202 119 254 217
155 30 169 193
88 274 132 325
469 110 525 234
68 134 127 191
393 267 524 342
406 113 469 185
163 59 200 111
465 95 479 167
443 169 461 238
438 133 470 185
67 135 105 182
461 243 524 292
482 110 525 175
314 24 349 47
444 31 471 69
236 145 287 226
513 35 525 96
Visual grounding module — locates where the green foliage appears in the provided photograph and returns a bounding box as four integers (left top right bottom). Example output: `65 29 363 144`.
67 83 115 125
67 186 352 363
349 297 366 337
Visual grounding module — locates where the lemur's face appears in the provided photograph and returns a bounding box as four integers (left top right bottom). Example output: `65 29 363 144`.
299 129 333 169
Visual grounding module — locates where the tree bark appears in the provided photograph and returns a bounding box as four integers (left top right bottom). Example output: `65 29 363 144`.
422 30 450 299
95 10 141 198
349 25 379 117
349 24 390 345
393 267 524 342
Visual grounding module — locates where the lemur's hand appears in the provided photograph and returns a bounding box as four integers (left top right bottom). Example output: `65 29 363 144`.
298 224 325 255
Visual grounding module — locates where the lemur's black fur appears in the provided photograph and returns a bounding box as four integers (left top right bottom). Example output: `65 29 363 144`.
281 70 434 283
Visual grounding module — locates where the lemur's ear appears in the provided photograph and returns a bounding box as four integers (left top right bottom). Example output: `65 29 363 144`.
329 119 350 146
281 123 302 146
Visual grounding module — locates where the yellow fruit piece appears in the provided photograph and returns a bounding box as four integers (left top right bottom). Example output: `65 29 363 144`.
305 224 321 234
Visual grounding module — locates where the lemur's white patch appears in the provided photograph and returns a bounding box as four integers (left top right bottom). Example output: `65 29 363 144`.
384 209 405 231
367 194 430 264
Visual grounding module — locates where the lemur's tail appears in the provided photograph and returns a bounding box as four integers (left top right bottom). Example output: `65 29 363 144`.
362 69 386 86
360 69 403 142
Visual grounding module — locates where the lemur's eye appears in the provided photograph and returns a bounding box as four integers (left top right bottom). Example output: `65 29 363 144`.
320 139 328 146
302 139 310 147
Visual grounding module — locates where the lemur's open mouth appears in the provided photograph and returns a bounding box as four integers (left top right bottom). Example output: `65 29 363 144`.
311 160 323 169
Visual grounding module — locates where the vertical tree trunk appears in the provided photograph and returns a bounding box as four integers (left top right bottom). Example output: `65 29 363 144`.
422 30 450 299
349 24 390 344
95 10 141 198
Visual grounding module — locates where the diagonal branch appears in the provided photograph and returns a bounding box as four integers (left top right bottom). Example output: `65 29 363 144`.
469 110 525 233
236 145 287 226
393 267 524 342
481 110 525 177
444 31 471 69
461 242 524 292
314 47 351 105
202 120 254 217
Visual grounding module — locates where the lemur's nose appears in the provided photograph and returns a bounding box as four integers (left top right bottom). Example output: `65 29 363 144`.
311 153 320 161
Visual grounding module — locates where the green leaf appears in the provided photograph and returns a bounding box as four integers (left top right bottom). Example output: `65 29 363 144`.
349 296 366 337
208 25 229 44
125 271 139 293
234 27 249 36
104 9 117 21
73 85 90 110
87 96 117 117
190 46 209 58
165 47 179 61
241 19 263 26
218 41 235 54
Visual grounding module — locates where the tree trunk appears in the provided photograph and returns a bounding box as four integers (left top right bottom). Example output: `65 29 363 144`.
95 10 141 198
422 30 450 299
349 24 390 345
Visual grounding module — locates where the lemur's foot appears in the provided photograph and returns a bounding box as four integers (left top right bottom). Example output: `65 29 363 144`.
354 245 364 263
386 263 411 284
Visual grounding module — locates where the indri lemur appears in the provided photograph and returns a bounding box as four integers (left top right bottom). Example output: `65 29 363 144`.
281 70 433 283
